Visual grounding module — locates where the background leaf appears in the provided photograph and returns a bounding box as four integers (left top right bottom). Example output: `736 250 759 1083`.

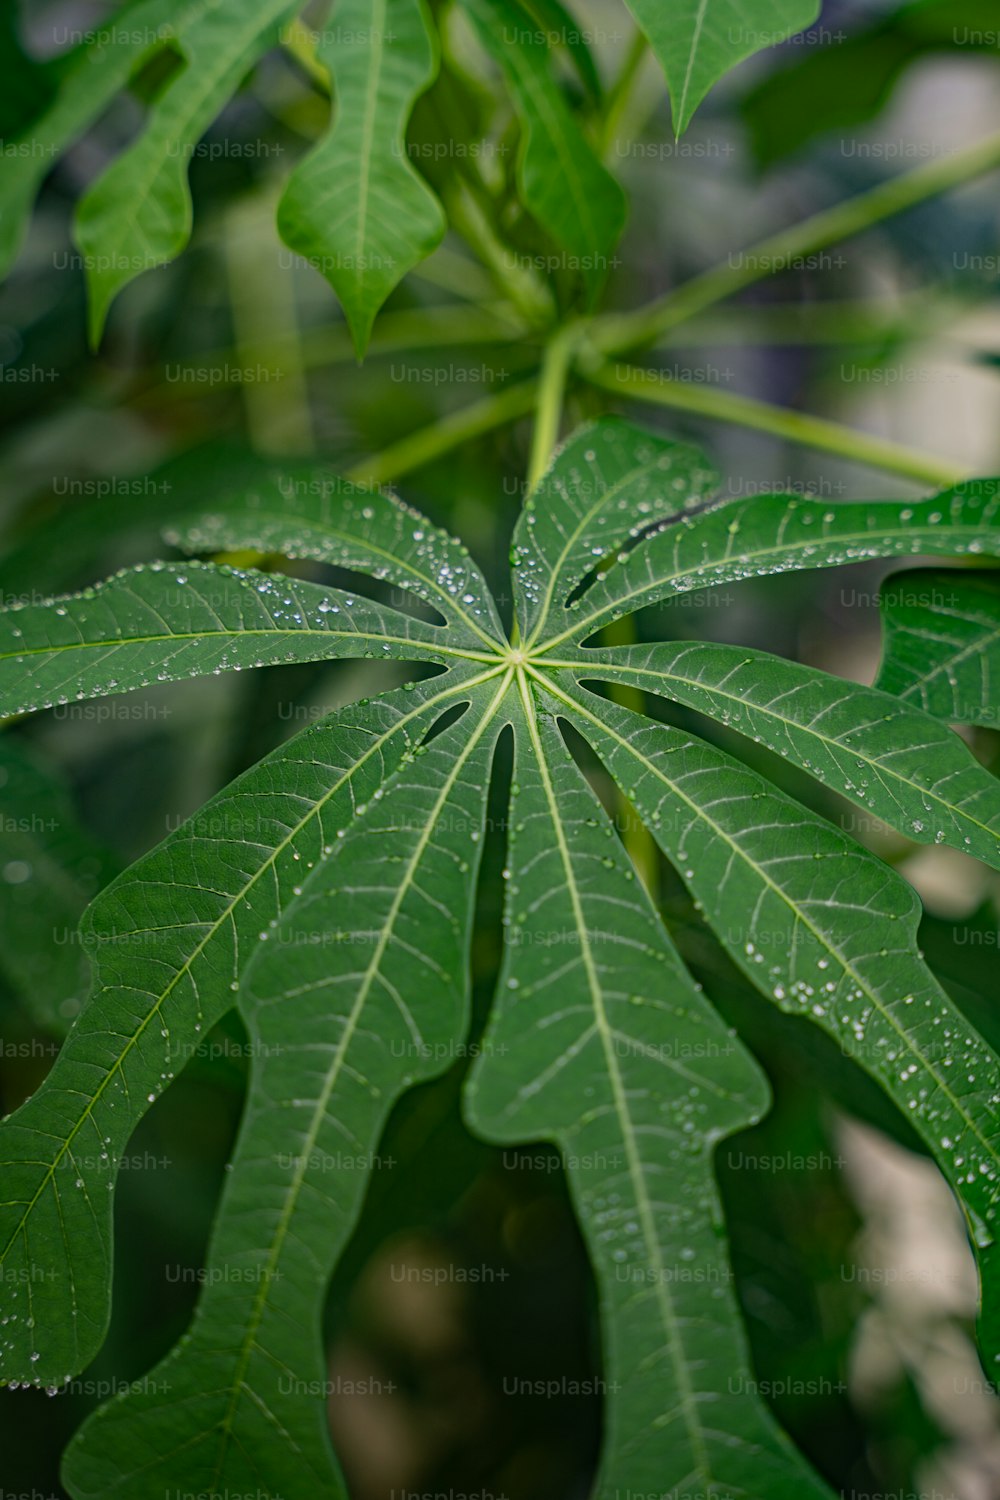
875 569 1000 728
0 0 196 277
277 0 446 357
624 0 821 134
461 0 626 303
75 0 301 343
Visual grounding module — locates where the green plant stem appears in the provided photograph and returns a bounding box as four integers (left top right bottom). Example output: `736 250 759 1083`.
132 305 529 410
599 28 650 157
591 129 1000 355
224 193 313 455
345 377 539 486
649 294 963 347
444 179 556 328
583 360 966 487
527 328 577 490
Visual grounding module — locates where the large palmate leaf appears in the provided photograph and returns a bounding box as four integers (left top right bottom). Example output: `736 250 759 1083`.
3 416 1000 1499
875 568 1000 728
461 0 627 302
624 0 822 134
278 0 446 356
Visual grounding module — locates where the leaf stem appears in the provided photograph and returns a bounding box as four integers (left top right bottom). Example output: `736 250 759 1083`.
590 129 1000 355
527 327 577 491
582 360 966 487
345 377 539 486
599 28 650 158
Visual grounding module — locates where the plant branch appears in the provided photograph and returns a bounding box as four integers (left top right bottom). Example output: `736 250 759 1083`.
345 377 539 486
591 130 1000 354
583 361 966 488
527 327 577 490
599 28 650 158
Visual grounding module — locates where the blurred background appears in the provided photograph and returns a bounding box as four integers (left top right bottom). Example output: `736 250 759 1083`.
1 1 1000 1496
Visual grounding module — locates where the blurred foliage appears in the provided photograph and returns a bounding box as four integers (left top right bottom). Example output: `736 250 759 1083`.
1 0 999 1496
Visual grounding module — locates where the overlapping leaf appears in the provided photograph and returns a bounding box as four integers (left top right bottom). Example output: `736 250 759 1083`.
461 0 626 302
3 415 1000 1499
875 568 1000 727
0 0 449 345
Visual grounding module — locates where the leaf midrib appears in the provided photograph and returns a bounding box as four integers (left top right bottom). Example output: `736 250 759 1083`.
516 670 715 1489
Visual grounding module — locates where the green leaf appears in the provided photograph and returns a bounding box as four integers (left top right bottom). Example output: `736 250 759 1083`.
0 560 464 719
75 0 301 344
461 0 627 302
277 0 446 356
532 479 1000 653
0 739 117 1034
0 8 56 143
516 0 604 104
0 670 480 1388
4 415 1000 1497
555 638 1000 867
541 672 1000 1346
513 417 718 646
166 470 508 650
62 673 508 1496
0 0 194 279
465 682 834 1499
875 569 1000 728
624 0 821 134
